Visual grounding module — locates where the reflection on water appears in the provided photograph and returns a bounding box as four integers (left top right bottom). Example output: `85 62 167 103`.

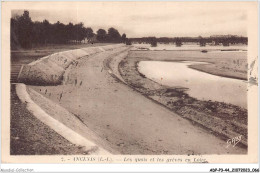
138 61 247 108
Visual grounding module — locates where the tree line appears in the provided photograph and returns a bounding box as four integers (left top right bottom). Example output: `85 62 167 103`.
11 10 127 49
130 35 248 46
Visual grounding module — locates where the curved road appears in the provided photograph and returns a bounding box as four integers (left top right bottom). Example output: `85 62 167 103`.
29 46 246 155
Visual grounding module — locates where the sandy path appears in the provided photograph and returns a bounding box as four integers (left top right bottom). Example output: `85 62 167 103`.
29 47 246 155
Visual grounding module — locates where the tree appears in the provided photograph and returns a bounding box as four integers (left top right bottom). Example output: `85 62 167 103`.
66 22 74 42
11 18 19 49
150 37 157 47
175 37 182 47
108 27 121 42
121 33 126 43
74 23 85 43
222 39 230 46
42 20 51 44
85 27 94 43
10 10 128 48
96 29 107 42
32 21 44 45
125 38 132 45
16 10 33 48
52 21 67 44
199 36 206 47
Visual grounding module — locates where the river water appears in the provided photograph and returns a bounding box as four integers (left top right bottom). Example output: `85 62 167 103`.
138 61 247 108
132 43 248 51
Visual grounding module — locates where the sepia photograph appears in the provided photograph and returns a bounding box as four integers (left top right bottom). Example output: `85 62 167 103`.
1 1 259 168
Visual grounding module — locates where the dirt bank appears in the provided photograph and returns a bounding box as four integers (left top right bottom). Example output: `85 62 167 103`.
119 50 248 147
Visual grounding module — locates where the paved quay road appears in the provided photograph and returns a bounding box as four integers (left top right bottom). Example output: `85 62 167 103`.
29 46 246 155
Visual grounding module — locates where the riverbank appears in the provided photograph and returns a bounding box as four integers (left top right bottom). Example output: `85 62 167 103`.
119 50 248 147
26 46 246 154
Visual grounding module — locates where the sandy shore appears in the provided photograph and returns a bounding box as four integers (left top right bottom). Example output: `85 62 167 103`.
119 50 248 147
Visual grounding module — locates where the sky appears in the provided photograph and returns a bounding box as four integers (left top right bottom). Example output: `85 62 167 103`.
12 2 250 38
